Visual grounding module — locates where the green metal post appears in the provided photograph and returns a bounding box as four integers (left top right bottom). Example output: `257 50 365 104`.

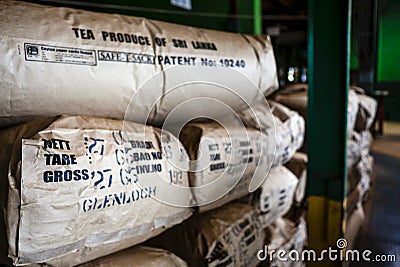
372 0 380 92
253 0 262 34
306 0 351 261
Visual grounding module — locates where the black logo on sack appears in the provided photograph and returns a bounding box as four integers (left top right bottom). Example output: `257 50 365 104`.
26 45 39 55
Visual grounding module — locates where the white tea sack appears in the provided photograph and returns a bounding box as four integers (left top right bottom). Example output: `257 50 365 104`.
179 122 273 211
0 116 193 266
0 0 278 127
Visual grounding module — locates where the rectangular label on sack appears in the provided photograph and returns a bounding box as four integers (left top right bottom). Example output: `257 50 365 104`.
25 43 97 66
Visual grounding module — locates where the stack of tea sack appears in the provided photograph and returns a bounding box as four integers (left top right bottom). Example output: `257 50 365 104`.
272 84 377 249
0 0 295 266
246 154 308 267
146 99 307 266
239 101 309 267
345 86 377 249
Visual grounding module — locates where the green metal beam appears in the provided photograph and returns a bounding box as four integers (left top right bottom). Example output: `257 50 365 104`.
307 0 351 202
253 0 262 34
306 0 351 254
372 0 380 92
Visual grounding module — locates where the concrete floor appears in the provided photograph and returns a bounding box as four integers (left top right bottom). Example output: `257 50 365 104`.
352 132 400 267
383 121 400 136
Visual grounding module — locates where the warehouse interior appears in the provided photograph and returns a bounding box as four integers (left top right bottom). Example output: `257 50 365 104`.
0 0 399 266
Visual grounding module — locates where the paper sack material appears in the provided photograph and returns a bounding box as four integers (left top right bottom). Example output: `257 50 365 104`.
79 246 188 267
272 85 359 134
0 116 193 266
146 203 265 267
238 166 298 228
261 215 307 267
272 85 361 152
258 167 299 227
350 86 377 132
179 122 272 212
238 100 305 168
285 152 307 204
0 0 278 128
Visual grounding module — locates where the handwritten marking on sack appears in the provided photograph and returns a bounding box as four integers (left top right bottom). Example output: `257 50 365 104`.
84 136 105 164
168 170 184 185
92 169 113 189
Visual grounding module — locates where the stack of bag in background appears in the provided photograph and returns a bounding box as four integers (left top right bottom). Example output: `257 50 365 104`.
0 1 313 267
243 153 308 267
239 101 309 267
345 86 377 249
272 83 378 250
